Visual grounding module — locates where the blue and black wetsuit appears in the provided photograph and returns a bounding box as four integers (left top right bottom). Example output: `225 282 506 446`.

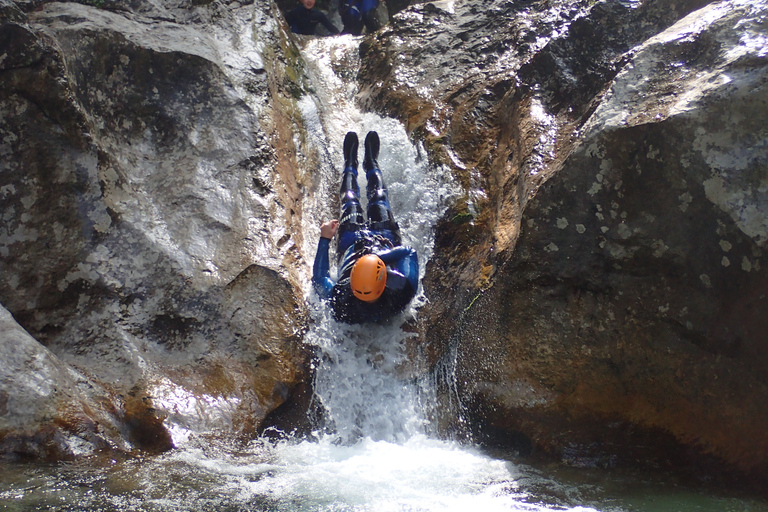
339 0 381 35
312 157 418 324
285 6 340 36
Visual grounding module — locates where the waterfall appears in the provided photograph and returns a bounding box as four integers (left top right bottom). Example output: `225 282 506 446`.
300 112 452 443
294 35 458 445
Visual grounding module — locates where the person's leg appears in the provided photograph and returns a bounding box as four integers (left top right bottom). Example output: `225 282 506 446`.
341 13 364 35
339 132 364 254
361 12 380 33
340 2 364 35
361 0 381 32
363 131 402 246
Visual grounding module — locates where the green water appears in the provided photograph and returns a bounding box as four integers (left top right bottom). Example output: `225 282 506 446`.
1 438 766 512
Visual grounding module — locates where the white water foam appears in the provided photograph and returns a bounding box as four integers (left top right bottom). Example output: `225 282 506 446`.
164 435 571 512
125 423 760 512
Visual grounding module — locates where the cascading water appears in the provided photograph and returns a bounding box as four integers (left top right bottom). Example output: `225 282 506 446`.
3 30 768 512
300 116 452 447
237 34 554 510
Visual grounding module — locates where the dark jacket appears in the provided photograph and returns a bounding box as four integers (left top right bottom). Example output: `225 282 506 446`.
312 234 419 323
285 6 340 35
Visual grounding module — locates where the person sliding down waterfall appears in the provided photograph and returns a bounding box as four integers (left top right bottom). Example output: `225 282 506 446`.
312 131 419 323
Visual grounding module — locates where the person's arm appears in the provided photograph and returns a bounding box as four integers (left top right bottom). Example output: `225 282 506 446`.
377 246 410 264
312 238 334 298
285 7 299 27
312 220 339 298
379 247 419 291
317 11 340 34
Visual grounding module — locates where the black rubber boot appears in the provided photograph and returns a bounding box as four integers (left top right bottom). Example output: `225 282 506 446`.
363 131 379 171
343 131 358 170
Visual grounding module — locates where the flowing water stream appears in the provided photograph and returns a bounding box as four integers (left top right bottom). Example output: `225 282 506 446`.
1 34 768 512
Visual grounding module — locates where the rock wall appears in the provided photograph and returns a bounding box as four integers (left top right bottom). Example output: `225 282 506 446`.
469 0 768 472
358 0 768 489
0 0 316 458
3 0 767 493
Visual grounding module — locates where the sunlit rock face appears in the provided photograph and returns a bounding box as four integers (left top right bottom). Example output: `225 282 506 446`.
3 0 767 494
360 0 768 487
0 0 313 458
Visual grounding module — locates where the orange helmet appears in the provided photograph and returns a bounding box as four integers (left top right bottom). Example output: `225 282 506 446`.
350 254 387 302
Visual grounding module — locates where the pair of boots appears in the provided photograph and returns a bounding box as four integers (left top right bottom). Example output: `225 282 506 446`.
343 131 379 172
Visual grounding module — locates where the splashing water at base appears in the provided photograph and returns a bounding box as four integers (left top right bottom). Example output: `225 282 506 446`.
214 436 550 512
306 312 431 445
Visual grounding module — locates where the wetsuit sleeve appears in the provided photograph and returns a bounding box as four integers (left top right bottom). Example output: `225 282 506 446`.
312 237 335 299
285 7 299 27
378 247 419 291
318 12 340 34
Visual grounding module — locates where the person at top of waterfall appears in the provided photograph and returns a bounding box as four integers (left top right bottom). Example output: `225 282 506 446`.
339 0 382 35
312 131 419 324
285 0 340 36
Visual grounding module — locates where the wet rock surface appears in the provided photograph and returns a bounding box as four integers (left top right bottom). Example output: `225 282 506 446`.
2 0 767 494
1 0 311 458
0 305 125 459
357 0 768 490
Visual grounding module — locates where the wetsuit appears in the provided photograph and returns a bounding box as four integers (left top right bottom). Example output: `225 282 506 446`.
285 6 340 36
339 0 380 35
312 158 419 323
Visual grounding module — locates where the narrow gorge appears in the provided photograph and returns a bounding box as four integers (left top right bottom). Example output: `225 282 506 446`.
1 0 767 508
